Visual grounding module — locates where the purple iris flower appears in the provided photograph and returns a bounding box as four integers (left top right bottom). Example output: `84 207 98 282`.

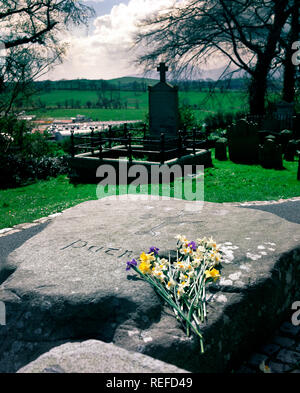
188 241 197 251
126 259 138 271
149 247 159 256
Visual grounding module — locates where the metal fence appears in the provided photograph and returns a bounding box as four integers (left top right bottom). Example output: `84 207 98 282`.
70 123 208 164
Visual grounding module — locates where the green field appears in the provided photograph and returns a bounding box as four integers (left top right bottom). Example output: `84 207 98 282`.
27 89 250 122
30 108 147 122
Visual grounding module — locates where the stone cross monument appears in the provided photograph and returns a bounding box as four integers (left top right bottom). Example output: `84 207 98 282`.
148 63 179 143
157 62 168 83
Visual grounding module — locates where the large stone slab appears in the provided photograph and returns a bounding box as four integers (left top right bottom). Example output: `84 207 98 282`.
17 340 189 373
0 195 300 373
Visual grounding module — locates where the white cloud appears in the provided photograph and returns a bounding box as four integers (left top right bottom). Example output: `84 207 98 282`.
43 0 177 80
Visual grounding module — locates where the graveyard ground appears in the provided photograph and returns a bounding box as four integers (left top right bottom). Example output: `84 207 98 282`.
1 152 300 231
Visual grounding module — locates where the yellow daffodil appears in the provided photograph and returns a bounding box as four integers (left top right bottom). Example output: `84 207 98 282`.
204 268 221 282
139 261 152 274
140 252 155 264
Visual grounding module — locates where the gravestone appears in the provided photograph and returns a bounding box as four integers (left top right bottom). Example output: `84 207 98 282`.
280 129 293 153
215 138 228 161
227 119 260 163
148 63 179 143
284 139 297 161
1 196 300 373
259 136 283 169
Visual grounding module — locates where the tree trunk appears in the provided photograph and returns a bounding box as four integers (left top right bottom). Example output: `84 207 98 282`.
249 65 269 115
282 50 296 103
248 0 293 115
282 1 299 103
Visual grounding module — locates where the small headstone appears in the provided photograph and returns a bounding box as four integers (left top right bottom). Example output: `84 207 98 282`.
280 129 293 153
259 136 283 169
227 119 260 163
215 138 228 161
148 63 179 144
284 140 297 161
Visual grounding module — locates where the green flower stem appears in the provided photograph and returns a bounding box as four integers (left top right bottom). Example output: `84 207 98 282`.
133 266 204 348
187 278 203 336
203 286 207 320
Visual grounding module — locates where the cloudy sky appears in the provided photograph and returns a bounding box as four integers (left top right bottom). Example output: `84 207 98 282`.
43 0 178 81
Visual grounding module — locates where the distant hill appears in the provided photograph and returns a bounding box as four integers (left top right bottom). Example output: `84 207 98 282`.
108 76 158 86
130 65 245 81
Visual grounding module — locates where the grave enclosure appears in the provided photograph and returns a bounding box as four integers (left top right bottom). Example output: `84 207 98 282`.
69 63 212 183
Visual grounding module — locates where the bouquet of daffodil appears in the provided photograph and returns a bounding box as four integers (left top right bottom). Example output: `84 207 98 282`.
126 235 222 353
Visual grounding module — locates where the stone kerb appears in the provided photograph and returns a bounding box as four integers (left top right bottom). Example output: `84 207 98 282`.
0 195 300 373
69 149 212 184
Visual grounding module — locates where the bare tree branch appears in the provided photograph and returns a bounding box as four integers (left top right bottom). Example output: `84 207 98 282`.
0 0 95 115
134 0 294 114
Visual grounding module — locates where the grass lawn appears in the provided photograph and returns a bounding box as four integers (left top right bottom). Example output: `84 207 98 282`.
204 156 300 203
1 154 300 230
